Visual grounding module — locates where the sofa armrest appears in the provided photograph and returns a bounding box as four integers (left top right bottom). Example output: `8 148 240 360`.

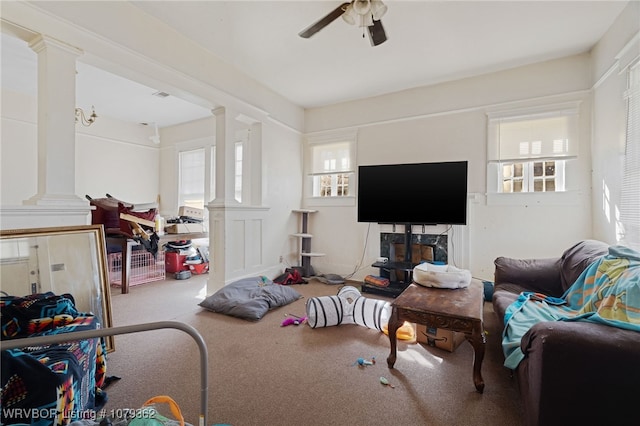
518 321 640 426
494 256 563 297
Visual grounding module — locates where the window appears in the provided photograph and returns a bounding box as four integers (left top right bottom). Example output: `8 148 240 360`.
234 142 243 203
619 62 640 249
178 148 205 209
306 130 357 205
501 160 564 193
487 102 579 197
232 128 250 204
311 141 352 197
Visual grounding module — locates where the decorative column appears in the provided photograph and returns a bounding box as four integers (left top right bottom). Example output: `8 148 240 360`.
248 121 263 206
207 108 269 292
208 107 237 291
25 35 86 207
0 35 91 230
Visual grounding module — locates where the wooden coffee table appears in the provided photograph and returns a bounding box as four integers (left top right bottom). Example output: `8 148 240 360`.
386 280 486 393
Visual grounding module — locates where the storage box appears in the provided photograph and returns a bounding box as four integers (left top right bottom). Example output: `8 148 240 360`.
416 324 466 352
178 206 204 219
166 223 205 234
165 252 188 273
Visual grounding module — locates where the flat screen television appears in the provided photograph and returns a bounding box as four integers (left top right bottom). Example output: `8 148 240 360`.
357 160 468 225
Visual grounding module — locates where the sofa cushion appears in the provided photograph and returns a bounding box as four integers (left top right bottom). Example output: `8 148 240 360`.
494 257 563 296
492 289 520 326
559 240 609 292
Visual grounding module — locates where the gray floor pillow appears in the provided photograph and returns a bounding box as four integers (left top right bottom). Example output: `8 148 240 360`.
199 276 302 321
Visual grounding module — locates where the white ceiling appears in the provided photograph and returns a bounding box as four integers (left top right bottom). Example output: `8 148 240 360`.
1 1 630 128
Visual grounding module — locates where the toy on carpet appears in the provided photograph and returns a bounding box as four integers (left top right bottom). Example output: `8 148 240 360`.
381 321 416 341
281 313 307 326
379 376 395 388
306 286 391 330
353 356 376 367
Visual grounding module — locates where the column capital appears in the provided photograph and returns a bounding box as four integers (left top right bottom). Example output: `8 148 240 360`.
211 106 225 116
28 34 83 57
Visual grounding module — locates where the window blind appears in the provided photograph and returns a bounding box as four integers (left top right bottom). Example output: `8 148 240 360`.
620 63 640 249
489 114 578 162
179 148 205 205
310 141 354 175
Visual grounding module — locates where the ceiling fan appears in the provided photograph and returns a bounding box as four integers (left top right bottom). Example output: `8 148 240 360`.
298 0 388 46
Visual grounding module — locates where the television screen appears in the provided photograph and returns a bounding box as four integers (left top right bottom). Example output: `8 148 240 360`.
357 161 468 225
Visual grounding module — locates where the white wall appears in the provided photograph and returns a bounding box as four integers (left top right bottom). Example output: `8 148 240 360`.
1 88 160 206
305 54 595 280
76 117 160 205
257 121 304 269
0 90 38 206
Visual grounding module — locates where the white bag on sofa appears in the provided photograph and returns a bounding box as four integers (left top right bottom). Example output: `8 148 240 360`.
413 262 472 289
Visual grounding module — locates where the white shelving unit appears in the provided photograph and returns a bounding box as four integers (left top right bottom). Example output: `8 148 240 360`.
292 209 325 277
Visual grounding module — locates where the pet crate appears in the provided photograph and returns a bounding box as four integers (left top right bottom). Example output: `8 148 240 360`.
108 249 165 287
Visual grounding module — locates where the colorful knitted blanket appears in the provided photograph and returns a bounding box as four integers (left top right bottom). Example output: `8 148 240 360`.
1 292 107 425
502 245 640 369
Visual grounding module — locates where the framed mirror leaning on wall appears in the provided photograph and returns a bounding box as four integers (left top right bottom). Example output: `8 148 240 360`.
0 224 115 352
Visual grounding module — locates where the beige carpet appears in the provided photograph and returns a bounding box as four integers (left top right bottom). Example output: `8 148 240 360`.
104 275 523 426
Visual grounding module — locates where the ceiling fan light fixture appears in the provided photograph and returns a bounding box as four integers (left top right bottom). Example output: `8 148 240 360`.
368 19 387 46
342 4 356 25
298 0 387 46
371 0 387 20
353 0 371 16
360 13 374 28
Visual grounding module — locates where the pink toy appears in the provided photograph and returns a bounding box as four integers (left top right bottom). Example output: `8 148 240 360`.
281 315 307 327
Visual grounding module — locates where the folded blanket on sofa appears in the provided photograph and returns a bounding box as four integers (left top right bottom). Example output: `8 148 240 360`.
502 245 640 369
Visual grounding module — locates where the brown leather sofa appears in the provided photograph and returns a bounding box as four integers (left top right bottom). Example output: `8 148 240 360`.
492 240 640 426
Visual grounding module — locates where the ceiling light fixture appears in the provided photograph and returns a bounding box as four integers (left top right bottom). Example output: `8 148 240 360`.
342 0 387 39
75 106 98 126
299 0 388 46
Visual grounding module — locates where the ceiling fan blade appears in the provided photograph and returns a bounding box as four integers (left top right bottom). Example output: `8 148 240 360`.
299 2 351 38
368 19 387 46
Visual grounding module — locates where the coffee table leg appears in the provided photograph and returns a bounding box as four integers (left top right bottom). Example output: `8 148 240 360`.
386 307 400 368
467 322 486 393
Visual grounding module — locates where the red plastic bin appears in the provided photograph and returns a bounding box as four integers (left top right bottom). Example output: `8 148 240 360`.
165 252 188 273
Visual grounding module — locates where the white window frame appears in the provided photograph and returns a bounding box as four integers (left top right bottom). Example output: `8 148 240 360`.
178 148 206 209
176 139 215 221
486 102 581 205
500 159 566 193
305 130 357 207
